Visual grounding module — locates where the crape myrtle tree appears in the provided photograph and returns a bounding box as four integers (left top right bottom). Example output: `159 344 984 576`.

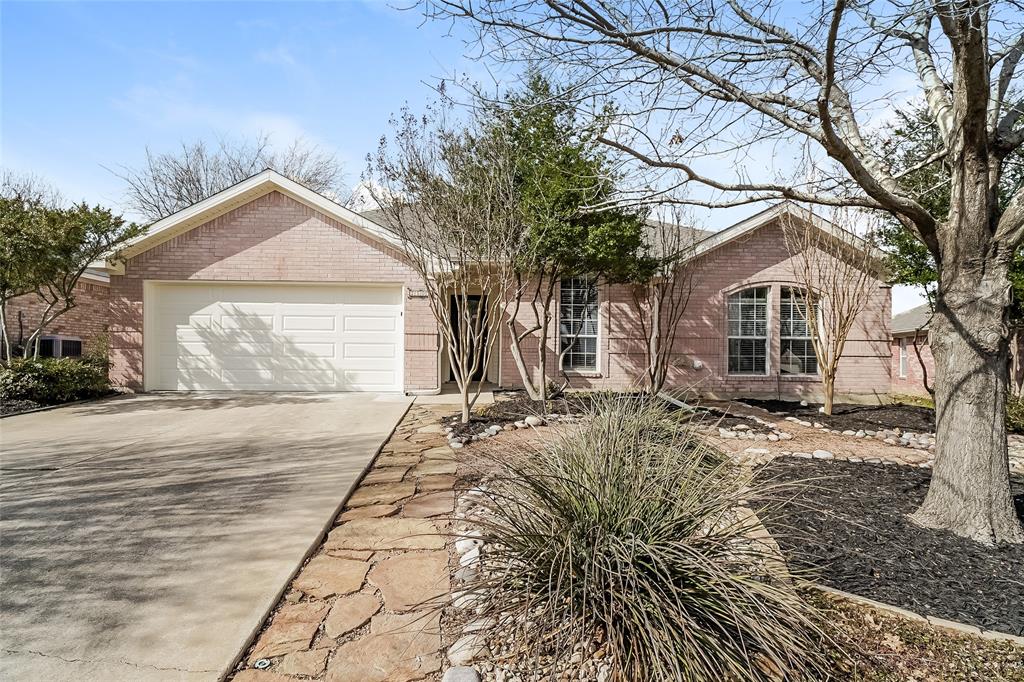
367 106 523 423
492 75 651 401
117 134 346 222
877 105 1024 394
0 173 141 361
421 0 1024 544
781 208 882 415
632 214 700 396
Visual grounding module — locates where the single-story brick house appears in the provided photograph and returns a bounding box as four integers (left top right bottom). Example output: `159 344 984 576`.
890 303 934 398
90 169 892 399
2 270 111 358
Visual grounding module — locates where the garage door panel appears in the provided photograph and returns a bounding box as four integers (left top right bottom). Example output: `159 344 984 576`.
344 316 398 332
149 284 403 391
281 314 337 332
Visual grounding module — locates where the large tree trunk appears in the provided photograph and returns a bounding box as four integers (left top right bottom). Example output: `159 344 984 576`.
910 264 1024 544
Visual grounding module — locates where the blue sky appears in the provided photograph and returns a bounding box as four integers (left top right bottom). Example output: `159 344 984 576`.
2 1 483 213
1 1 923 311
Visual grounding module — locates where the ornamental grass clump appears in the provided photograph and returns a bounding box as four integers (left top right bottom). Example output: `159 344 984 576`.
467 396 831 681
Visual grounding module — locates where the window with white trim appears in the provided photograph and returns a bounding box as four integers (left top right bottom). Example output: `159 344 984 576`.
898 338 907 378
38 335 83 358
559 275 598 372
727 287 768 374
779 287 818 375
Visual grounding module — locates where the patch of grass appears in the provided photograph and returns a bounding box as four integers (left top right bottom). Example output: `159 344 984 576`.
467 395 832 681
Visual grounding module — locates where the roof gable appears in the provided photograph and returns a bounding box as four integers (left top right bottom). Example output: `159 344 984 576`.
686 202 883 268
95 170 401 272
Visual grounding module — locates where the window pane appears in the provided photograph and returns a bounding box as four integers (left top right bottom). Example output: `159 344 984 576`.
38 338 55 358
560 276 598 371
727 288 768 374
60 339 83 358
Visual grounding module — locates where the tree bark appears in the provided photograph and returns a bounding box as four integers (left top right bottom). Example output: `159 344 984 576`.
822 373 835 416
910 265 1024 544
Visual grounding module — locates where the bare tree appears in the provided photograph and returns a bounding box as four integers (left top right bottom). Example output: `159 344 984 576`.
116 134 346 221
632 216 700 395
367 107 522 422
782 208 882 415
422 0 1024 543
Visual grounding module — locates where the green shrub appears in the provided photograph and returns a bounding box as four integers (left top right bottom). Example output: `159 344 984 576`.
465 396 829 681
1007 394 1024 435
0 357 110 405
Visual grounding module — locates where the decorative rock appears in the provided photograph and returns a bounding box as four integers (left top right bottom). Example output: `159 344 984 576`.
855 430 866 438
327 611 442 682
459 546 480 567
718 428 736 439
326 518 445 551
248 601 329 660
791 452 812 459
369 551 450 611
450 441 464 449
448 634 489 666
324 592 381 638
733 424 750 431
812 449 834 460
883 438 898 445
455 537 482 554
744 448 770 456
293 556 369 599
443 667 482 682
778 432 793 440
524 415 543 427
842 430 856 436
514 421 527 429
277 648 330 677
767 434 779 442
347 482 417 507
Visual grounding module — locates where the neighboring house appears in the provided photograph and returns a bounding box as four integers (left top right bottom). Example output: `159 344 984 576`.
890 303 934 398
91 169 891 400
2 271 111 358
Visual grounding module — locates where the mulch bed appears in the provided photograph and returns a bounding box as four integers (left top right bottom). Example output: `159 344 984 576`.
0 399 41 416
740 398 936 433
756 458 1024 636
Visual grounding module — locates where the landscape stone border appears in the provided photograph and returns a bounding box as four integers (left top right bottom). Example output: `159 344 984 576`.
811 584 1024 647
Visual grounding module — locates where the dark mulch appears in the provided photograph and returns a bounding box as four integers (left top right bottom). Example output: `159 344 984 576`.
740 398 936 433
756 458 1024 636
0 399 41 416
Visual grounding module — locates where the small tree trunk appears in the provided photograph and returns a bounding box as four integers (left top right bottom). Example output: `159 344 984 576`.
910 269 1024 544
822 373 835 416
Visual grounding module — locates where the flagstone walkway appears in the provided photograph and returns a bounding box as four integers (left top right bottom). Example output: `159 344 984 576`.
229 404 458 682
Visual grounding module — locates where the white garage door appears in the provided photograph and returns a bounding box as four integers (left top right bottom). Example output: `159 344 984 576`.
147 283 403 392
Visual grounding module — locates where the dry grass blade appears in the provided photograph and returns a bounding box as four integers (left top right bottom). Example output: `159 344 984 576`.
460 394 836 681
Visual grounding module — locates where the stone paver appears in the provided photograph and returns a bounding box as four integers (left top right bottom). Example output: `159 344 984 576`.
368 551 450 612
403 491 456 518
231 404 456 682
326 611 442 682
418 474 458 492
248 601 329 660
414 460 459 476
277 647 330 676
292 556 370 599
339 503 398 521
323 592 382 638
325 517 445 551
346 481 417 506
361 466 410 485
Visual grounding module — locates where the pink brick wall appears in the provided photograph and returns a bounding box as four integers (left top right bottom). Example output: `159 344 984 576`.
891 335 934 398
108 191 438 392
4 278 110 354
498 219 892 401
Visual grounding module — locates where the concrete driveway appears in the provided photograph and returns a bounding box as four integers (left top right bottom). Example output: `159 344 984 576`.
0 392 412 682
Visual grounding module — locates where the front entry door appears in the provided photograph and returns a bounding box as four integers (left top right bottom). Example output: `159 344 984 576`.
449 294 488 381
